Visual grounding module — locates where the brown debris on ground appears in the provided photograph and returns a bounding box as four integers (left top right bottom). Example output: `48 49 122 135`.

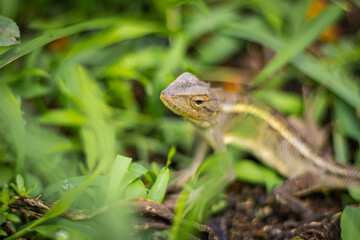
206 181 343 240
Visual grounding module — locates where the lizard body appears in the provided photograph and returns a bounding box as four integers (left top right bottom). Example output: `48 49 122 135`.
160 72 360 216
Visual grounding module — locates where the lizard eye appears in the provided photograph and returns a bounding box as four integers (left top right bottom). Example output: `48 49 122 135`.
190 96 207 108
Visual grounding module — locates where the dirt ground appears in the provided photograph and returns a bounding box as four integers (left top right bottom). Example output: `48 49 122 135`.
206 181 343 240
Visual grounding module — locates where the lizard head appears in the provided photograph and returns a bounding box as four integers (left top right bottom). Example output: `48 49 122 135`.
160 72 220 127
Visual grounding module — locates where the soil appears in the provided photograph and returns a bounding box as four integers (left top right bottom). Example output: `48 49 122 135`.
206 181 343 240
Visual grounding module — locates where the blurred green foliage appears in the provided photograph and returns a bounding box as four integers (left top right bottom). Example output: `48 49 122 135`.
0 0 360 239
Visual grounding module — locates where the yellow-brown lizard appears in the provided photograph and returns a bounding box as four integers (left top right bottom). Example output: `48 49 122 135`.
160 72 360 217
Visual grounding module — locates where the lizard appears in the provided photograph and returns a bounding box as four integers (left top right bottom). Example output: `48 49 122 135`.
160 72 360 217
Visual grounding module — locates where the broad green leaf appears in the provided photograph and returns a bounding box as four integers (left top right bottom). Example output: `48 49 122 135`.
341 206 360 240
38 109 86 126
121 163 149 187
38 218 103 239
146 146 174 202
4 213 20 223
105 155 132 204
125 179 147 199
5 174 98 240
252 3 342 85
0 15 20 46
42 175 97 220
0 229 7 237
234 160 284 192
41 175 108 201
197 35 240 65
33 225 96 240
0 81 25 172
254 89 303 115
147 165 170 203
348 185 360 202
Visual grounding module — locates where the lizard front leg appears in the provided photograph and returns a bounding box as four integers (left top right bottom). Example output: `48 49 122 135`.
273 172 321 218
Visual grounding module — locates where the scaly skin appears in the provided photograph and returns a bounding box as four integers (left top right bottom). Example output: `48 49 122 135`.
160 72 360 217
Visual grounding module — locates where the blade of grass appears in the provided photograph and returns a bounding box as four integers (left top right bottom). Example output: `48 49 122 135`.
223 17 360 109
252 3 342 85
146 146 174 203
0 17 122 69
37 109 86 126
0 82 25 173
67 20 162 58
292 54 360 110
287 0 310 33
56 64 116 172
105 155 132 204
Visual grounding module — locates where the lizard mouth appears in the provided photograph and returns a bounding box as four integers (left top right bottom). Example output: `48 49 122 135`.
160 91 190 118
160 90 215 128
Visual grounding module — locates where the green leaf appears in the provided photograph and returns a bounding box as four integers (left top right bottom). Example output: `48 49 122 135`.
121 163 148 188
38 109 86 126
145 146 174 202
171 151 233 239
333 99 360 142
0 185 10 204
105 155 132 204
197 35 240 65
147 165 170 203
252 3 342 85
254 89 303 115
0 216 5 226
234 160 284 192
0 15 20 46
33 225 96 240
332 130 349 164
42 175 97 220
348 185 360 202
0 17 120 69
15 174 24 193
67 20 162 58
0 81 25 172
124 179 147 199
341 206 360 239
167 145 176 167
224 16 360 110
287 0 310 34
56 64 116 172
4 213 20 223
0 229 7 237
5 173 99 240
0 166 13 186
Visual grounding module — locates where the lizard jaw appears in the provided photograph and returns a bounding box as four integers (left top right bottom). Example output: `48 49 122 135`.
160 91 214 128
